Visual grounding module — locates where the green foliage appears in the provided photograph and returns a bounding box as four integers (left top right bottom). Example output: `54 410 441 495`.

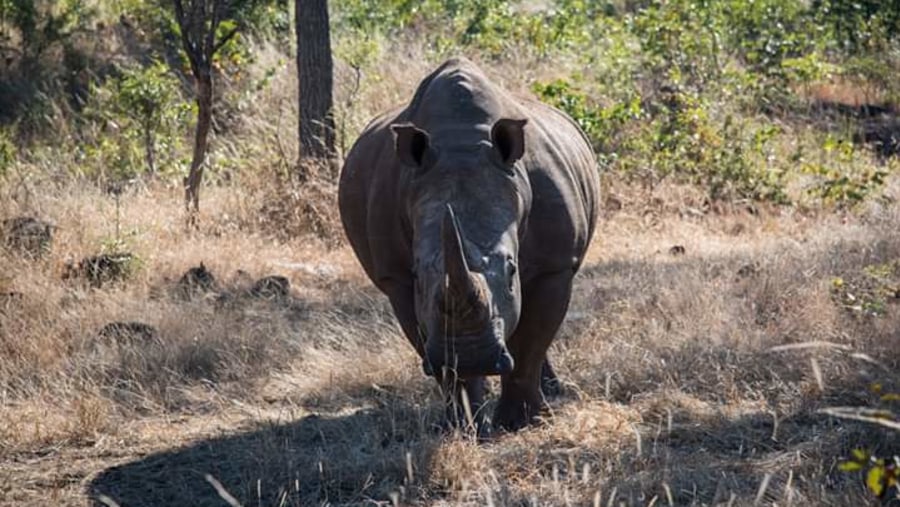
0 0 97 131
0 0 96 66
830 259 900 316
532 79 638 151
802 136 888 207
717 0 816 77
631 0 721 90
533 77 788 202
781 51 838 86
813 0 900 52
834 381 900 501
0 129 15 177
238 0 292 41
840 448 899 500
81 62 190 181
332 0 601 57
645 89 787 201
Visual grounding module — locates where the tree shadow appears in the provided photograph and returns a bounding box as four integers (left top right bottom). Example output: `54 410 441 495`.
618 406 899 505
780 99 900 158
87 399 441 507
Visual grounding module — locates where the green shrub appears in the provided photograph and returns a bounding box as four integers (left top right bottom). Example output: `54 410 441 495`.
0 129 15 178
80 62 190 181
533 76 788 202
631 0 721 90
802 136 888 207
813 0 900 53
532 78 642 165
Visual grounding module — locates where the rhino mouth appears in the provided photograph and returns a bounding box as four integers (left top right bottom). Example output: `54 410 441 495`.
422 322 515 377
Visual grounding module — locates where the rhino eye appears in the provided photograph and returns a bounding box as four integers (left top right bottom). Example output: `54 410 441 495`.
507 261 517 291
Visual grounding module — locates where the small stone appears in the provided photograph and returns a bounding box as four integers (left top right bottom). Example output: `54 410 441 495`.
65 253 136 287
176 262 218 297
97 321 159 345
3 216 54 257
736 263 759 278
250 275 290 299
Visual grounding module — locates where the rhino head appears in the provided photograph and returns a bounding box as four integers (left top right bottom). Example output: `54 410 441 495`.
392 118 530 378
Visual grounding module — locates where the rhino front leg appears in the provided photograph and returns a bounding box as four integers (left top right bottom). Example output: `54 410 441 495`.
437 373 487 433
494 270 574 431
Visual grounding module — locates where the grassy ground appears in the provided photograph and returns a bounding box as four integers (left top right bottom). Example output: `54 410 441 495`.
1 174 899 506
2 5 900 503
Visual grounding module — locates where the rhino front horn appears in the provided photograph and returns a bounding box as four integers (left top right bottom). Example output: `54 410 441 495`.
442 204 475 296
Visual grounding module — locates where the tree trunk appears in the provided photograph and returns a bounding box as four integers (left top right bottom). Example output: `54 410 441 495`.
296 0 335 167
184 71 212 221
143 123 157 175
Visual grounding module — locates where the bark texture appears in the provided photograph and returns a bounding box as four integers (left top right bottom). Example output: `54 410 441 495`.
173 0 237 222
296 0 335 162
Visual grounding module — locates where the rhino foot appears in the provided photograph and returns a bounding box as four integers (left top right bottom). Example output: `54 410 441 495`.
493 388 547 432
540 358 563 398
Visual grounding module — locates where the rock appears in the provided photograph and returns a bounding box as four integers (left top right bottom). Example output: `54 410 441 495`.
3 216 54 257
736 263 760 279
176 262 217 297
605 195 623 212
250 275 290 299
668 245 686 256
64 252 136 287
97 321 159 345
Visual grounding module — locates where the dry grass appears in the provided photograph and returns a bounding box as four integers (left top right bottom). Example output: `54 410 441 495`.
1 35 899 507
1 175 898 506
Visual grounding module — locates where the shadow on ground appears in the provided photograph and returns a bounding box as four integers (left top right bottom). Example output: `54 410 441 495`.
87 402 440 507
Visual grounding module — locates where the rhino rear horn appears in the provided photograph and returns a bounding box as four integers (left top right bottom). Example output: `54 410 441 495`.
442 205 475 296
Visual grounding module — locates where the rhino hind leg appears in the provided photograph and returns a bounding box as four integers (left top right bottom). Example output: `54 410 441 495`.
540 358 563 398
495 271 574 431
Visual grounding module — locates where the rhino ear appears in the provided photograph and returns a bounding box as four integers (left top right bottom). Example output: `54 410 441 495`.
391 123 432 169
491 118 528 165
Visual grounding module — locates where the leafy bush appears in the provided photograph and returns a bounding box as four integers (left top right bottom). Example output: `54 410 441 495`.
0 0 96 69
802 136 889 207
80 62 190 181
533 77 788 202
631 0 721 90
532 78 641 157
333 0 602 57
813 0 900 53
0 129 15 178
716 0 816 78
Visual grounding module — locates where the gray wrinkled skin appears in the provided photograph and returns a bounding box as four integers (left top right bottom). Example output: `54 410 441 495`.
339 57 600 431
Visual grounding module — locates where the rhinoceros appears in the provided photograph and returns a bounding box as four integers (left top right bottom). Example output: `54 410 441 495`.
338 57 600 431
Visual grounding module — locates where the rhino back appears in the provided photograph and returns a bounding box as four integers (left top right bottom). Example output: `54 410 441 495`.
339 59 599 288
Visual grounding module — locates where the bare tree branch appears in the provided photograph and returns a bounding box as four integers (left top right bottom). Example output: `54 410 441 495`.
212 26 239 55
205 0 221 60
172 0 201 75
819 407 900 431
